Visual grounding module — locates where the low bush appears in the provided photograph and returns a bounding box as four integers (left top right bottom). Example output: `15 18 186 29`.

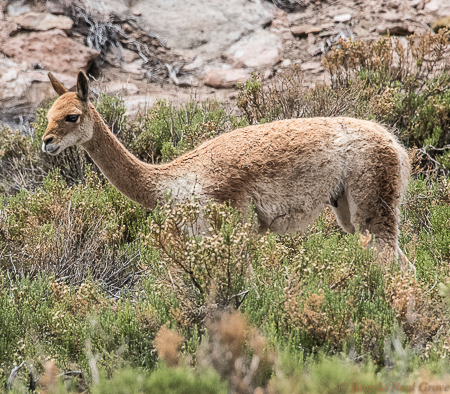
0 168 149 286
323 30 450 167
141 199 257 327
129 99 246 163
237 31 450 168
236 68 369 125
2 31 450 391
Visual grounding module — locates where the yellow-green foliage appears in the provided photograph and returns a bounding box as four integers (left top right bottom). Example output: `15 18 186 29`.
322 30 450 167
94 93 127 136
130 99 246 163
2 43 450 390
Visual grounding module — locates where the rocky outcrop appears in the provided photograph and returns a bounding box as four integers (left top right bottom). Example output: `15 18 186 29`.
2 29 100 74
204 68 250 88
9 12 73 33
0 57 76 123
425 0 450 18
225 30 282 69
131 0 273 63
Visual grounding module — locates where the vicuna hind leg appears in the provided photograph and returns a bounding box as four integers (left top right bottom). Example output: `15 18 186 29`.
332 194 356 234
346 188 406 269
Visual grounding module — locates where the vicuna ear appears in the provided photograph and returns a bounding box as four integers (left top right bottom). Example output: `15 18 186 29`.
48 72 68 96
76 71 89 103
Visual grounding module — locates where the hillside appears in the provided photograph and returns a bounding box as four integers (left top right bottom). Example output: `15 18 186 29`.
1 0 450 393
1 0 449 127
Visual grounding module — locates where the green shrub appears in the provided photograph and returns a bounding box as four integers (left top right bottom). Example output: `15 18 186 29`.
236 69 369 125
141 199 257 326
322 30 450 167
0 274 161 388
130 99 246 163
0 126 45 194
0 168 150 287
94 93 127 136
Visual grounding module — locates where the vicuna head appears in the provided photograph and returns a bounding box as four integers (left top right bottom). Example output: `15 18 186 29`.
42 71 93 155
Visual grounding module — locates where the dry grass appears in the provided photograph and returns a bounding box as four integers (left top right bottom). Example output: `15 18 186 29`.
236 67 370 125
199 311 275 394
323 29 450 85
154 324 184 367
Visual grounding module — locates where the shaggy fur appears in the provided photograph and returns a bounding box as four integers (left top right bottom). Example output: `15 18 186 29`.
43 72 411 263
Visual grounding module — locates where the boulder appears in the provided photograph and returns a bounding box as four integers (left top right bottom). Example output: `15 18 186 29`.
333 13 352 22
382 12 402 22
377 24 415 36
1 29 100 74
10 12 73 32
6 1 31 16
291 24 322 38
225 30 282 69
425 0 450 18
0 57 76 124
132 0 273 62
204 68 250 88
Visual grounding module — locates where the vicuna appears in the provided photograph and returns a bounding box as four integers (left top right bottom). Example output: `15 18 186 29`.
42 71 411 266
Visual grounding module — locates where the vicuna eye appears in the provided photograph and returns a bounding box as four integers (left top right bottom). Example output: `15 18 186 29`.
66 115 79 123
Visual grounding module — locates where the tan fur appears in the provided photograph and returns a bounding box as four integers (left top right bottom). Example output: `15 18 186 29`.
43 72 411 263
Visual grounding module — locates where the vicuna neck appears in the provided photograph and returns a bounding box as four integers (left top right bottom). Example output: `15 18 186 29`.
82 106 161 209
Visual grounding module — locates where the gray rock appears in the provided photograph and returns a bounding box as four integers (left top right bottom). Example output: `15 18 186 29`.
225 30 282 69
6 1 31 16
204 68 250 88
425 0 450 18
2 29 100 74
10 12 73 32
132 0 273 62
333 13 352 22
291 24 323 38
382 12 402 22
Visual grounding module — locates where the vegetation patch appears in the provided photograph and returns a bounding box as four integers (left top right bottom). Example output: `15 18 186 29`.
1 31 450 393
